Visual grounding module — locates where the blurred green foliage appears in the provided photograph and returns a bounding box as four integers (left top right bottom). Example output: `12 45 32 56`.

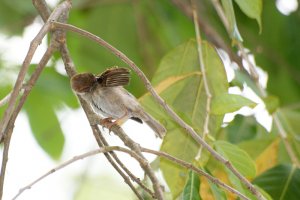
0 0 300 199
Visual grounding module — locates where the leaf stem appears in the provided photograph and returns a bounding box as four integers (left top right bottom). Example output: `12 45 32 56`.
191 0 212 159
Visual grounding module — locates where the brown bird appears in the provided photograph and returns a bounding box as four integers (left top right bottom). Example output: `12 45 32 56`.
70 67 166 138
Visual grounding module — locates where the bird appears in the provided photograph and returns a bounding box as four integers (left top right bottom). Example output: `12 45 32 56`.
70 67 166 138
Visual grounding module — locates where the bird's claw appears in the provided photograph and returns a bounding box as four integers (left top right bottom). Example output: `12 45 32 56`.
100 117 115 133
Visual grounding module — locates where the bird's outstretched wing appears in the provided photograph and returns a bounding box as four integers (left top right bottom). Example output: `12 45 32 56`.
96 67 130 87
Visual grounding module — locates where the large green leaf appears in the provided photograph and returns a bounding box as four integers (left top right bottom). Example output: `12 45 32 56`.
215 140 256 178
23 67 77 159
211 93 256 115
234 0 262 32
182 171 201 200
253 164 300 200
25 92 65 160
140 39 227 197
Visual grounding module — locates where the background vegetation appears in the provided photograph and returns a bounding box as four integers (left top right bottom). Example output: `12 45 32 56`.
0 0 300 199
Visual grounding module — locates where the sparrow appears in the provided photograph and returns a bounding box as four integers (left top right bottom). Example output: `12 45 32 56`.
70 67 166 138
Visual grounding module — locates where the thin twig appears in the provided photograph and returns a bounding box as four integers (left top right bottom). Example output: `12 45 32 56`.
273 114 300 167
141 148 250 200
0 2 72 199
209 0 260 82
54 23 165 200
94 124 154 198
210 0 300 168
0 0 72 142
59 42 146 200
89 120 145 200
51 21 264 200
31 1 148 197
12 149 105 200
170 0 246 73
0 92 13 108
32 0 52 22
191 0 212 159
58 44 149 200
0 43 57 200
13 146 250 200
111 126 164 199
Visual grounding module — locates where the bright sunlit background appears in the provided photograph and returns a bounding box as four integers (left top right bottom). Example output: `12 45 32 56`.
0 0 298 200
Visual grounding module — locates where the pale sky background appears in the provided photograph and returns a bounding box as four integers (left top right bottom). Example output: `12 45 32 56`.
0 0 298 200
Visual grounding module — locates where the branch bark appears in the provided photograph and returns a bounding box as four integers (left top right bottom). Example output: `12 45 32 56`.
0 41 58 200
32 1 157 198
0 0 72 142
51 21 264 200
13 146 250 200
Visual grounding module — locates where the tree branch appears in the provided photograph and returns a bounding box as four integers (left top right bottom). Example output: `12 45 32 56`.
0 0 72 142
210 0 300 168
0 92 13 108
111 126 164 199
31 1 153 198
0 41 57 200
13 146 250 200
51 21 263 200
0 2 72 199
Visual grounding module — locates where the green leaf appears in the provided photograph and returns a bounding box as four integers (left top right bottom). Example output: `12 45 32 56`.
28 66 79 109
25 93 65 160
0 0 36 34
205 169 227 200
253 164 300 200
68 3 145 96
224 115 258 144
23 67 75 159
160 127 198 197
182 171 201 200
221 0 243 42
234 0 262 33
263 95 279 114
215 140 256 178
140 39 228 197
231 69 261 95
211 93 257 115
277 109 300 159
236 1 300 105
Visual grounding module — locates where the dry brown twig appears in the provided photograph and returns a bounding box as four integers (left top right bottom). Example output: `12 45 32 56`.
33 0 162 199
0 0 271 200
0 1 154 199
0 2 72 199
51 21 265 200
0 1 72 142
13 146 250 200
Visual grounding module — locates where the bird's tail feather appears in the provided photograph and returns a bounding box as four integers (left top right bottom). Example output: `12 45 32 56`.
142 112 166 138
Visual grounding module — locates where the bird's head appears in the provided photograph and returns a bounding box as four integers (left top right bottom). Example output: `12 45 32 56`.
70 73 97 94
